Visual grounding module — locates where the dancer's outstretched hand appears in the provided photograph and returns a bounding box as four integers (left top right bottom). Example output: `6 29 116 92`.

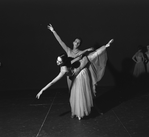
36 89 45 99
105 39 114 48
47 24 54 32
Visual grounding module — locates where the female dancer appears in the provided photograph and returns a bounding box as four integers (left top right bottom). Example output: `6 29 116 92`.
36 39 113 120
47 24 93 58
132 49 146 77
47 24 94 90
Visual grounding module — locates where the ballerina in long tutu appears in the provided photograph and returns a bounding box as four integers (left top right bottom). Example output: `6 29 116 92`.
132 49 146 77
36 39 113 120
69 43 111 120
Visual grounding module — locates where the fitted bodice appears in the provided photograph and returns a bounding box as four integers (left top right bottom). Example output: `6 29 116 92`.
67 49 83 58
136 55 143 62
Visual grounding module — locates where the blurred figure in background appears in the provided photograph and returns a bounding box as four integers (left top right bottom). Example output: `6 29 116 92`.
132 49 145 77
145 45 149 73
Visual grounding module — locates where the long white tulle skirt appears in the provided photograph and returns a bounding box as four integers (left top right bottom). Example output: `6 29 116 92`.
70 68 93 118
133 61 145 77
69 48 107 119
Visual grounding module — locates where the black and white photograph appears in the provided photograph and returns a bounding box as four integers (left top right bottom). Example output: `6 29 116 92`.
0 0 149 137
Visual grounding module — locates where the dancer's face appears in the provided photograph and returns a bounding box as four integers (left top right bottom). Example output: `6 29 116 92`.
73 38 81 49
56 56 63 66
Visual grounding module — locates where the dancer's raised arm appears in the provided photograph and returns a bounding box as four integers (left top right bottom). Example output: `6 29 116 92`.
36 67 67 99
47 24 70 54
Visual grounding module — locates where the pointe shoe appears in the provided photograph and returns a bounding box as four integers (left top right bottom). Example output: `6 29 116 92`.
78 116 81 120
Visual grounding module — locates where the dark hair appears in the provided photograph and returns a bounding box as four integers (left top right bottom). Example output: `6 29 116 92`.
59 53 67 61
75 37 82 46
58 53 71 67
138 45 147 53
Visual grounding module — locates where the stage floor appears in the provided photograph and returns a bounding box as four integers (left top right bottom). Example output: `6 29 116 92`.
0 86 149 137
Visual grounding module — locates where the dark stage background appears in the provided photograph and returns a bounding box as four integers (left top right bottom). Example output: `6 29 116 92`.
0 0 149 91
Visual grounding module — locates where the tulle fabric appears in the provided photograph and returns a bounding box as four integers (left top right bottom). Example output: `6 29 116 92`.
133 56 145 77
69 48 107 118
70 68 93 118
88 49 107 95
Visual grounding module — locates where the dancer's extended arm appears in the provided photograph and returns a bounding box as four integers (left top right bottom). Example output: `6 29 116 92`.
47 24 71 54
44 71 65 89
132 54 137 63
71 51 87 64
71 47 94 64
36 67 67 99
